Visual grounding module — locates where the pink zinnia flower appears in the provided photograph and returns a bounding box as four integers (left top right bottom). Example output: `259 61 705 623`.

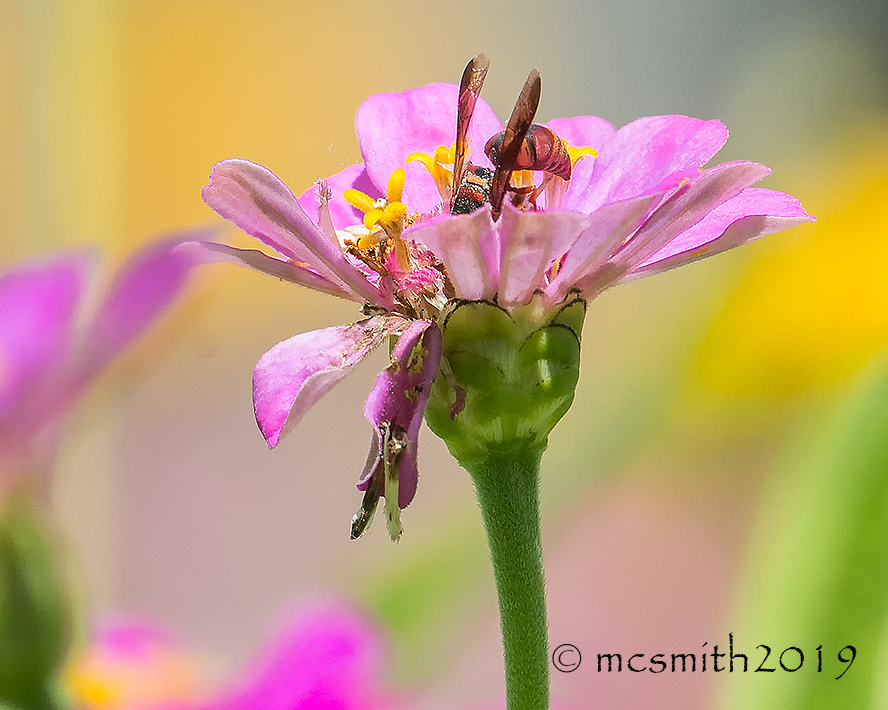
193 57 812 540
66 603 404 710
0 238 199 497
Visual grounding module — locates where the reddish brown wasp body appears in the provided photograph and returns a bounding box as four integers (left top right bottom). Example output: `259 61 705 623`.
449 55 571 219
484 124 572 181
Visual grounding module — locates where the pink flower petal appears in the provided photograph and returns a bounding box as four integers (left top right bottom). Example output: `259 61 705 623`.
0 253 90 419
545 192 663 305
360 320 442 508
253 316 407 448
497 206 593 309
92 617 183 660
210 602 391 710
297 163 371 233
79 236 203 378
405 207 500 301
624 187 815 281
177 240 356 301
566 115 728 214
1 241 202 489
613 160 773 271
356 83 502 213
545 116 616 150
203 159 392 308
544 116 616 201
574 161 771 297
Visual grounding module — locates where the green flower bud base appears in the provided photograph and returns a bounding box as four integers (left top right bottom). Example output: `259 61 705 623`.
425 297 585 468
426 297 585 710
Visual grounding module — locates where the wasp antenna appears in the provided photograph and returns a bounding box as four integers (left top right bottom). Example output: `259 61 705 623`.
489 69 541 218
452 54 490 210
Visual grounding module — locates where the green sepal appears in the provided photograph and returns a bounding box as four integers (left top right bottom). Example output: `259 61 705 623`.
425 296 585 467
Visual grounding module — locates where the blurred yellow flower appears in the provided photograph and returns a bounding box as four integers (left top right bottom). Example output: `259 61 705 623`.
692 125 888 398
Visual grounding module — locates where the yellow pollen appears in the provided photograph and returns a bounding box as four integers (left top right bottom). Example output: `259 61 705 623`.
355 232 384 250
343 189 377 213
344 172 409 233
407 143 456 199
342 170 414 273
363 209 385 230
362 201 407 230
387 168 405 203
342 168 413 273
436 144 455 165
407 152 435 172
568 145 598 165
64 652 202 709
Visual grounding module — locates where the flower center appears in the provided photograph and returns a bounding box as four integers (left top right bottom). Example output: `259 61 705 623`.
332 132 596 317
343 167 411 271
336 169 450 320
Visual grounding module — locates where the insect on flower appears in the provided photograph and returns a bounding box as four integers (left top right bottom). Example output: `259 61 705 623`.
450 54 580 217
190 53 813 541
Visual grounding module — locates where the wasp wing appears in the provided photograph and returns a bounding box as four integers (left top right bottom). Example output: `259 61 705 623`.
451 54 490 210
489 69 541 218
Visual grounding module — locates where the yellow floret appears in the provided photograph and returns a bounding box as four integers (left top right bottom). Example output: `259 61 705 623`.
343 188 377 213
568 145 598 165
407 144 456 200
387 168 406 203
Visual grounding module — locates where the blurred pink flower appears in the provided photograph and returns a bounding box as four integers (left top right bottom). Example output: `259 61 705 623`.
190 67 812 537
202 604 403 710
66 602 405 710
64 618 204 709
0 238 199 497
67 602 594 710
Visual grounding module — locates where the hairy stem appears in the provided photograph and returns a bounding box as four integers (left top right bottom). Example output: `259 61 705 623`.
466 445 549 710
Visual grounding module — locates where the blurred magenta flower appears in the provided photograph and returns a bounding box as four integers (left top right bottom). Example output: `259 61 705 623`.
66 602 405 710
193 68 812 539
203 603 402 710
0 238 199 497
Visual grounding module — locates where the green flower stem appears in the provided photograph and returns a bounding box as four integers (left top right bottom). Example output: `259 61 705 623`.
466 445 548 710
424 298 586 708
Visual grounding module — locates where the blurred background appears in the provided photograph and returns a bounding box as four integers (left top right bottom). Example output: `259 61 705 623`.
2 0 888 708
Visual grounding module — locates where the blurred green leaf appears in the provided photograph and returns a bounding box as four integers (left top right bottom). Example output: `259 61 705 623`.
0 501 71 710
362 506 490 681
717 349 888 709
